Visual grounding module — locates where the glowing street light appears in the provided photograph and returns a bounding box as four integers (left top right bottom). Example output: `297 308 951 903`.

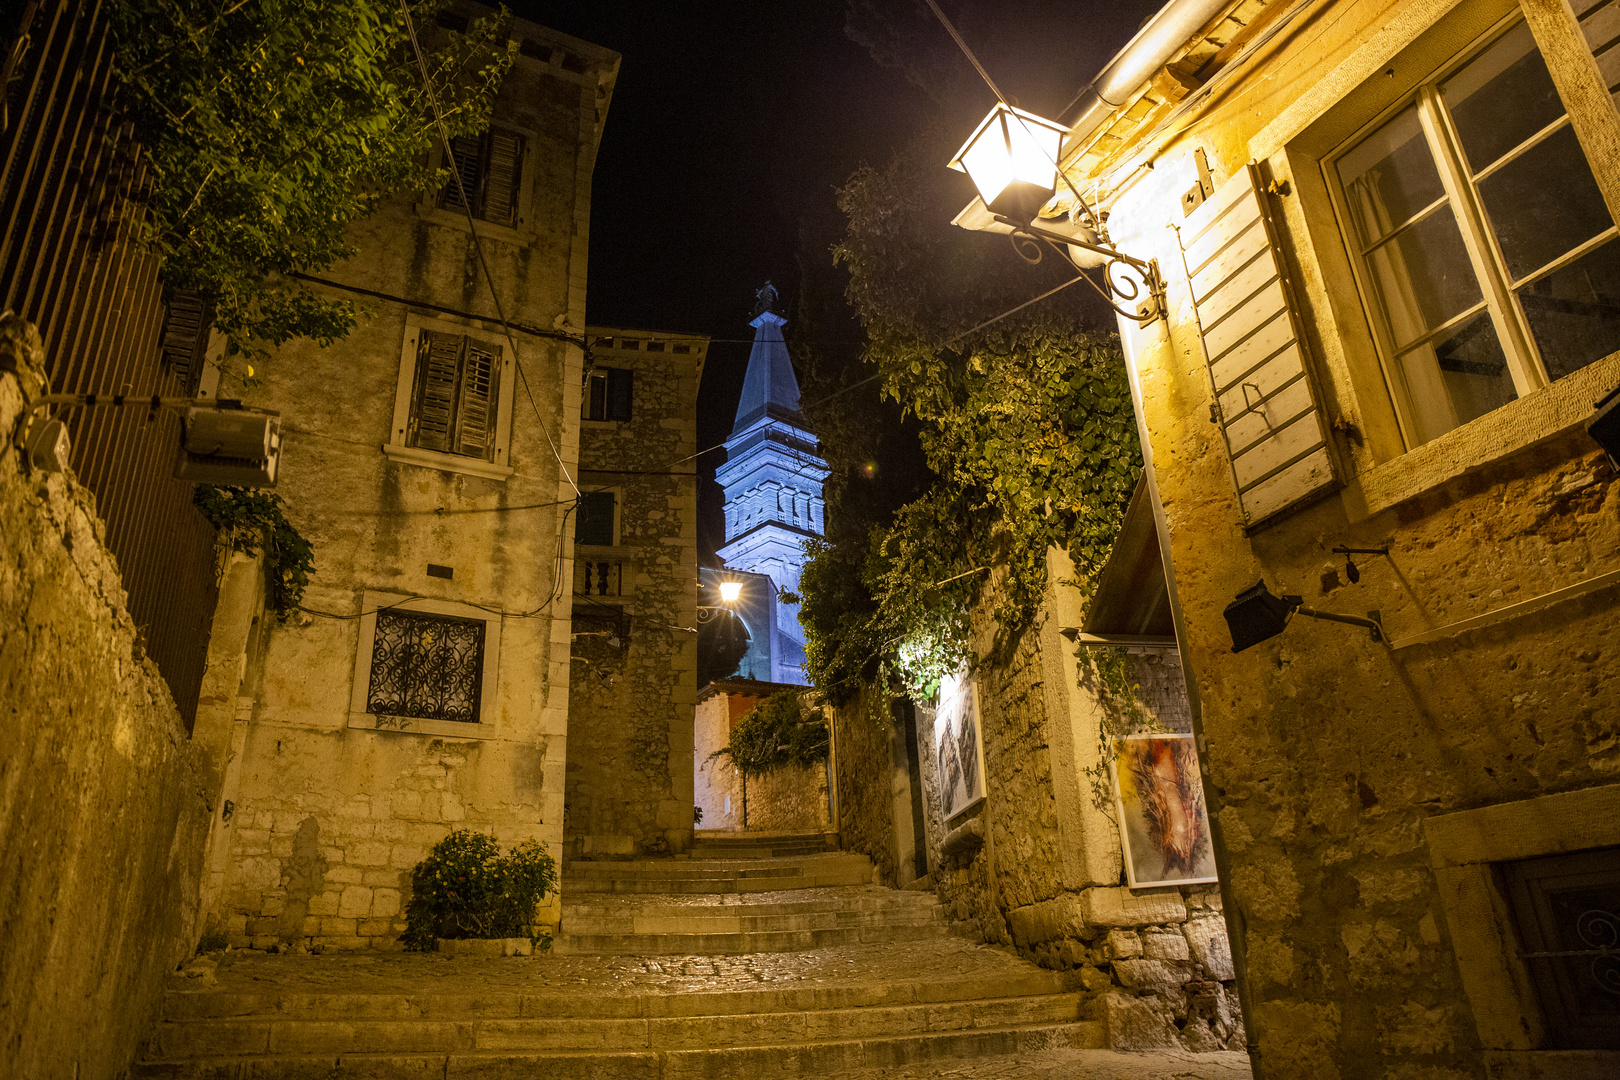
718 580 742 604
948 103 1069 225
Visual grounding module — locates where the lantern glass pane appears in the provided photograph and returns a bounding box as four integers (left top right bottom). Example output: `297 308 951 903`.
719 581 742 603
960 106 1062 208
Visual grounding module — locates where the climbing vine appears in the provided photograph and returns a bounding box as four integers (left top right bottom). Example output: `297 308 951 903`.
795 131 1141 706
1074 647 1161 814
193 485 314 617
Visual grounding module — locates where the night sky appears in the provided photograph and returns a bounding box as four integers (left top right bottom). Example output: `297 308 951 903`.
523 1 1157 557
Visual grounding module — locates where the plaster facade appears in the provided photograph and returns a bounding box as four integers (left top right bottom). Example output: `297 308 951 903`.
1027 0 1620 1073
566 328 705 859
201 17 618 948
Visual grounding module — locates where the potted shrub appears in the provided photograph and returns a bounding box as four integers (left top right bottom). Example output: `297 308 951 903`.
401 830 558 955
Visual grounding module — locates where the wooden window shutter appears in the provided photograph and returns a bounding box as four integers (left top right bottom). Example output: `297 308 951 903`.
410 330 464 453
439 135 483 214
455 340 501 460
1178 163 1338 527
608 368 633 421
482 129 523 227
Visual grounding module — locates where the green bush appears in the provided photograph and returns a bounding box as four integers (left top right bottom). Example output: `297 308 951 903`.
401 830 557 951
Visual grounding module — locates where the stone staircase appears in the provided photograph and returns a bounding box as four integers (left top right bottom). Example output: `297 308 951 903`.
135 835 1110 1078
689 829 839 859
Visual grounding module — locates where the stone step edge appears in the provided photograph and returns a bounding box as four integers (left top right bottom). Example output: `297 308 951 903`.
161 976 1075 1023
551 926 944 955
138 1016 1104 1071
561 897 940 917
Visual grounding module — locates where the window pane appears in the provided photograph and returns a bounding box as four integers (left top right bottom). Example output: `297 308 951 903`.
1337 104 1446 245
1397 310 1518 444
1519 236 1620 379
1363 206 1484 347
576 491 615 546
1478 125 1612 282
1443 22 1565 174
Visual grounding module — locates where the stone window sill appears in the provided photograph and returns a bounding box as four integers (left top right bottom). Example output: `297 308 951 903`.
382 442 513 482
1343 352 1620 520
414 203 534 246
347 712 498 741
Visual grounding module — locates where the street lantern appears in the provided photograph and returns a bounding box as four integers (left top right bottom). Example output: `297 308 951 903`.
718 580 742 604
948 103 1069 225
946 102 1168 324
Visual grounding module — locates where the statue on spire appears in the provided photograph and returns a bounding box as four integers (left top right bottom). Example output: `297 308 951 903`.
752 280 779 319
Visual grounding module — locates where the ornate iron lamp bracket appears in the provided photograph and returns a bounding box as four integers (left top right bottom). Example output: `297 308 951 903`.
992 215 1168 326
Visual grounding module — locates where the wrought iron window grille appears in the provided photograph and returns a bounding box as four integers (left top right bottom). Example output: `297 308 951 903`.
1502 845 1620 1049
366 610 486 724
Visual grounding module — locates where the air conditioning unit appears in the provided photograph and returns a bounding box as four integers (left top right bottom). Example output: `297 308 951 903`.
174 406 281 487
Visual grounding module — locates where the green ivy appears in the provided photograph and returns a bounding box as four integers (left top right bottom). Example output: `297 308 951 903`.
708 692 829 778
796 135 1142 705
401 830 558 950
193 485 314 617
1075 647 1160 813
109 0 516 361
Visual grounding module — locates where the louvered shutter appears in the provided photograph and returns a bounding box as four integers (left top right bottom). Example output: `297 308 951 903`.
455 341 501 460
158 289 213 393
410 330 463 453
1179 163 1337 527
439 135 483 213
481 129 523 227
608 368 633 421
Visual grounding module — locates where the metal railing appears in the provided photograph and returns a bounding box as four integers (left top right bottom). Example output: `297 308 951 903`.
2 1 219 728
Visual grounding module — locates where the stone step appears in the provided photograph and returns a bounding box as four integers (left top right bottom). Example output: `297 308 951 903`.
562 906 943 936
562 887 940 924
159 966 1072 1024
553 921 946 955
135 1017 1105 1079
564 853 871 894
141 991 1093 1059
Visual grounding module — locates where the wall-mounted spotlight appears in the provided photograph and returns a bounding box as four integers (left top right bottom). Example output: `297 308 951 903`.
1330 545 1389 585
1223 580 1387 653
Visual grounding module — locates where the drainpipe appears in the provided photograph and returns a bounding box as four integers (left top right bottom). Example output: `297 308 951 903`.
1115 323 1261 1078
1059 0 1233 145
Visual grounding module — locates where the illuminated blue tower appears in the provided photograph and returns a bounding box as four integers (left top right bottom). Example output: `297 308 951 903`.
713 284 827 685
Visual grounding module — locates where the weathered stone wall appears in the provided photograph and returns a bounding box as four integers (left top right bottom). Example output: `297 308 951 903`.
1086 0 1620 1072
697 683 830 834
897 559 1241 1052
206 23 617 947
565 330 702 859
828 687 902 887
741 762 831 833
0 328 213 1078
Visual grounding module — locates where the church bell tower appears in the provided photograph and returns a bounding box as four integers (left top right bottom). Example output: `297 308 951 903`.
714 283 828 684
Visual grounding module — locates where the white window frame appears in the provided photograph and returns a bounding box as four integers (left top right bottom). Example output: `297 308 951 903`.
384 312 516 481
1264 0 1620 517
348 590 502 740
415 121 538 244
1324 9 1614 451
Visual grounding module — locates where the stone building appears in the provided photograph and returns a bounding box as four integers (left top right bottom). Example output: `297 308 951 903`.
695 679 833 832
566 327 706 859
827 482 1241 1053
947 0 1620 1074
195 14 620 949
709 285 828 684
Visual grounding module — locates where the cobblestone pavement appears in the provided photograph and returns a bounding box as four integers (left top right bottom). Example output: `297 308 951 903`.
838 1049 1253 1079
199 937 1053 996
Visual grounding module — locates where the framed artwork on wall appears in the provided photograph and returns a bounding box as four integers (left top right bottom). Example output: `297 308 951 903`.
934 669 987 824
1110 734 1218 888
